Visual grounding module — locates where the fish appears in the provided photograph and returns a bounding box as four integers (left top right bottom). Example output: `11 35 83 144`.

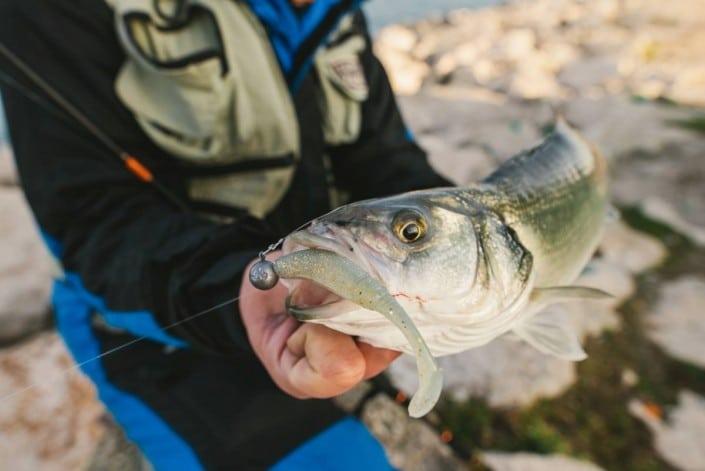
271 120 612 417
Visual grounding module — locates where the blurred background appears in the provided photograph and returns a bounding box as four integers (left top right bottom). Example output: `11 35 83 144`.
1 0 705 469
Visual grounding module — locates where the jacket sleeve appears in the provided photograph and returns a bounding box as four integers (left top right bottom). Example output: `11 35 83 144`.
0 0 266 354
327 12 452 201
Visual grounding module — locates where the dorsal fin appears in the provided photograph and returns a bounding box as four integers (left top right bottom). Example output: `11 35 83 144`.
482 119 606 198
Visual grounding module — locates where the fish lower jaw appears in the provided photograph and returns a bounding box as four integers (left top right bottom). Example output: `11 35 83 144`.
285 279 344 311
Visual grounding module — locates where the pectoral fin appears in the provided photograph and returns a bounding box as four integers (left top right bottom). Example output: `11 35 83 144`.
531 286 613 305
513 313 587 361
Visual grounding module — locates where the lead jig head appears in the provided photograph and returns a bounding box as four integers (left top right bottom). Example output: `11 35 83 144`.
249 258 279 290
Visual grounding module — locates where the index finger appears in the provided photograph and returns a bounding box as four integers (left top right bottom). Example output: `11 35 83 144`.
357 341 401 380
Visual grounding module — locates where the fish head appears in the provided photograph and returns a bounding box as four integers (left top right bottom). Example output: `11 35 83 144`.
282 189 534 330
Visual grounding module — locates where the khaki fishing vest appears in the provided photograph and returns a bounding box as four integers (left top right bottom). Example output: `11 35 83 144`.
107 0 368 218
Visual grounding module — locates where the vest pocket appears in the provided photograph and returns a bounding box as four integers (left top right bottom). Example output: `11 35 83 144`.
316 35 369 145
112 0 300 218
115 7 235 161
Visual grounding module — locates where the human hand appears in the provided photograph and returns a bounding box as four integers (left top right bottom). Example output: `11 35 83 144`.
239 251 400 399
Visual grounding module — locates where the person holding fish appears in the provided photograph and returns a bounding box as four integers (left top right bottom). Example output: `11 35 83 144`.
0 0 452 469
2 0 614 467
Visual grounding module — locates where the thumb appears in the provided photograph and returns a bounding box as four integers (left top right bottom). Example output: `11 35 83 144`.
283 324 366 398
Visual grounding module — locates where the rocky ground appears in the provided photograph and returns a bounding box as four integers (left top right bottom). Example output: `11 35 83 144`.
1 0 705 469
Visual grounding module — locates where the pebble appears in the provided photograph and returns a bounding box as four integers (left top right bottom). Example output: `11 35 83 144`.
482 451 605 471
645 276 705 369
0 188 55 343
0 145 18 186
361 394 466 470
0 333 140 470
641 198 705 247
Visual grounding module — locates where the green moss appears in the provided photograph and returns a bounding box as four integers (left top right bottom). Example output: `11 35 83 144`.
520 415 572 454
630 95 679 106
670 115 705 135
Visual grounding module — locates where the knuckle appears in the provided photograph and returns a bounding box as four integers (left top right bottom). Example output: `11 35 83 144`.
320 353 365 386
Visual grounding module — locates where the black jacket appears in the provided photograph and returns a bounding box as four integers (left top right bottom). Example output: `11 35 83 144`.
0 0 449 354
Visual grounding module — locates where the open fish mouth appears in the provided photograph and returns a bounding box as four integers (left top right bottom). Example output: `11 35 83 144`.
282 222 380 276
281 223 382 317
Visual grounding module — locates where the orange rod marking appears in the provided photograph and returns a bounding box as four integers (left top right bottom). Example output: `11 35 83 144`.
124 155 154 183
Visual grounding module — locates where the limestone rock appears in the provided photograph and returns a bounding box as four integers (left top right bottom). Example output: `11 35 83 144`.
621 368 639 388
0 188 55 343
389 339 576 407
641 198 705 247
629 391 705 471
376 0 705 109
0 145 18 186
333 381 373 413
0 332 140 471
420 135 496 185
510 63 566 100
599 221 667 274
85 421 146 471
613 141 705 228
375 26 427 95
398 93 549 171
558 56 617 92
500 29 537 62
361 394 466 471
374 47 429 95
645 276 705 369
669 65 705 107
376 25 418 54
564 96 697 161
482 451 604 471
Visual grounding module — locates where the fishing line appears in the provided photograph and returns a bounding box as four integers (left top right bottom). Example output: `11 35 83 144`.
0 217 316 403
0 220 321 402
0 210 314 403
0 295 242 403
0 218 317 404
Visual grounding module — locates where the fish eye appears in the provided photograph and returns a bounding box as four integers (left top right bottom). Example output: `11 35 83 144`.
393 211 427 243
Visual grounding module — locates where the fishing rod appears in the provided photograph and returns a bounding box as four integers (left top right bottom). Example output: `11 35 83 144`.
0 38 305 306
0 40 290 278
0 41 191 212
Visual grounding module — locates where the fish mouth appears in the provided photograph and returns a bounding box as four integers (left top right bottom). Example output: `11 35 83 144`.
281 223 383 317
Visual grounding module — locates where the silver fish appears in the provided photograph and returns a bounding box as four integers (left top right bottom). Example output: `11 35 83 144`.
274 120 611 416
